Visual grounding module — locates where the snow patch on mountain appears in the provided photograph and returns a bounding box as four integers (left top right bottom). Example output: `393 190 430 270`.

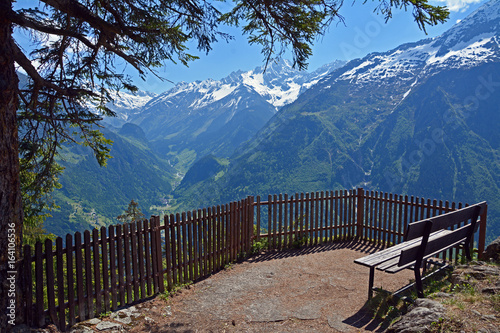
340 60 375 81
188 83 238 109
428 36 497 67
440 0 500 45
90 89 157 126
333 0 500 86
239 65 301 107
141 59 346 115
241 68 304 107
110 90 157 110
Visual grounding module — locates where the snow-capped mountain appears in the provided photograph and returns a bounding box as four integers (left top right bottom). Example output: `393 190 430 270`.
173 0 500 238
331 0 500 88
436 0 500 55
142 59 345 113
235 59 345 107
115 59 345 166
110 90 157 113
102 90 157 128
85 0 500 133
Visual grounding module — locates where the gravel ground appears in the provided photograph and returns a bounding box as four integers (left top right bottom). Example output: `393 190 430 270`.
120 241 414 333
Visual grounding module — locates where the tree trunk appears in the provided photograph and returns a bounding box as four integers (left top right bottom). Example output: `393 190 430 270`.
0 0 24 329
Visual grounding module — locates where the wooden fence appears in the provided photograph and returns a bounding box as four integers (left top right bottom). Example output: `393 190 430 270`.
21 197 254 330
21 188 487 330
259 189 488 260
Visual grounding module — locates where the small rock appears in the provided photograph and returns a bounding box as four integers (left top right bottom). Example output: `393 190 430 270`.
451 272 469 286
452 265 500 285
290 301 322 320
473 266 500 276
110 312 124 320
488 324 500 333
110 306 141 323
246 298 286 322
414 298 445 311
46 325 59 333
388 298 445 333
95 321 122 331
69 325 95 333
482 286 500 294
472 310 482 316
85 318 102 325
483 314 497 320
327 313 351 333
483 236 500 263
433 292 452 298
113 316 132 325
144 317 155 324
164 305 172 316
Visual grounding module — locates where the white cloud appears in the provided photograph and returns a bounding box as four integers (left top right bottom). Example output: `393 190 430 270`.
432 0 483 12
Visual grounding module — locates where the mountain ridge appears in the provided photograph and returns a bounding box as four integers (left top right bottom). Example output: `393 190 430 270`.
173 0 500 241
119 59 346 172
46 59 347 236
46 0 500 242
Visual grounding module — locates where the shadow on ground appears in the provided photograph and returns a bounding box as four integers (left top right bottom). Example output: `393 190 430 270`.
248 240 385 263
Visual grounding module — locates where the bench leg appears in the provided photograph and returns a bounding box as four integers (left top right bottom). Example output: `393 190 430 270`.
465 245 472 261
414 266 424 298
368 267 375 300
422 259 428 275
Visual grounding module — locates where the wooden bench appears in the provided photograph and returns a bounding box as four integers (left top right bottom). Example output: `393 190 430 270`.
354 201 486 299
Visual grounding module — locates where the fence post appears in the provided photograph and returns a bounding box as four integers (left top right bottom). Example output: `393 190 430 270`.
22 244 32 327
248 196 255 254
164 216 173 291
45 238 58 325
267 196 272 250
256 196 261 242
478 204 488 260
150 217 159 293
356 188 365 240
34 241 44 327
153 215 165 293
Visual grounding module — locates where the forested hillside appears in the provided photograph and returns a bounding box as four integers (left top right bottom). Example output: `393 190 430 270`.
45 1 500 243
173 1 500 242
46 124 176 236
44 61 345 236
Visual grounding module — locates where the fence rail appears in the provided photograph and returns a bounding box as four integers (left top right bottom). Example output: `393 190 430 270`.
21 188 487 330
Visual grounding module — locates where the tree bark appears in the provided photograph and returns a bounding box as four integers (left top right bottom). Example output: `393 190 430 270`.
0 0 24 329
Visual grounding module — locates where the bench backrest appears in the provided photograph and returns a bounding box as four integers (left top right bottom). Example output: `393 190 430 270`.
403 202 486 241
398 201 486 267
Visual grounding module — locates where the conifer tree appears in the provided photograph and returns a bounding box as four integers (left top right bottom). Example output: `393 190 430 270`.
117 199 146 223
0 0 448 327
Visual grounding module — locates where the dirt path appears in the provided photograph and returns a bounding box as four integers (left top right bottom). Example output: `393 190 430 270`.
117 241 414 332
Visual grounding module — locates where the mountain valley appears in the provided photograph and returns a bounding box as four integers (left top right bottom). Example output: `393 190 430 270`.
173 0 500 242
45 0 500 243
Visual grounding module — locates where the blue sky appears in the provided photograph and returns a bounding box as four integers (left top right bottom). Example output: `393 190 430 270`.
130 0 488 94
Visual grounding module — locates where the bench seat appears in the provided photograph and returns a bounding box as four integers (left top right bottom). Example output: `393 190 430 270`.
355 229 452 273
